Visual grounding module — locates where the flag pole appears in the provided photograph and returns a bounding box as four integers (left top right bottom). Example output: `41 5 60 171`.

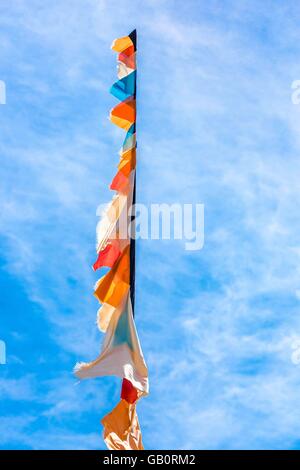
129 29 137 317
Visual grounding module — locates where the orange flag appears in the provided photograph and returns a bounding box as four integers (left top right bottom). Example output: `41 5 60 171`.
101 399 144 450
94 245 130 307
118 147 136 177
110 98 136 131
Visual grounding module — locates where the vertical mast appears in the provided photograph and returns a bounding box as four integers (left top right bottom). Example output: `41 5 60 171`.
129 29 137 316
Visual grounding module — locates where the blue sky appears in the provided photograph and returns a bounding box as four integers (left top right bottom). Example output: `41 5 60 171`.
1 0 300 450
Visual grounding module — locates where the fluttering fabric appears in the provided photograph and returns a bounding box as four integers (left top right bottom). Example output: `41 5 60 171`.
101 399 144 450
93 243 121 271
75 294 148 394
74 30 148 450
121 378 139 404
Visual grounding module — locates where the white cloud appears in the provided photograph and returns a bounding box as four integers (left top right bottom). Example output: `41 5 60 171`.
1 0 300 450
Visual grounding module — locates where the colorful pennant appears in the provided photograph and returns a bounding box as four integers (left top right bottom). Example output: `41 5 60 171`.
74 30 148 451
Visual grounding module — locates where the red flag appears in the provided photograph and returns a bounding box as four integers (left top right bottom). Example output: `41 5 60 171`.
121 378 138 404
110 170 129 192
93 243 121 271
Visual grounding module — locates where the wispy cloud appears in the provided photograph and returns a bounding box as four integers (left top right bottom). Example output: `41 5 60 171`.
1 0 300 450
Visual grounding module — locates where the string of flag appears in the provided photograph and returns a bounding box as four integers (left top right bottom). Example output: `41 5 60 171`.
74 30 149 451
